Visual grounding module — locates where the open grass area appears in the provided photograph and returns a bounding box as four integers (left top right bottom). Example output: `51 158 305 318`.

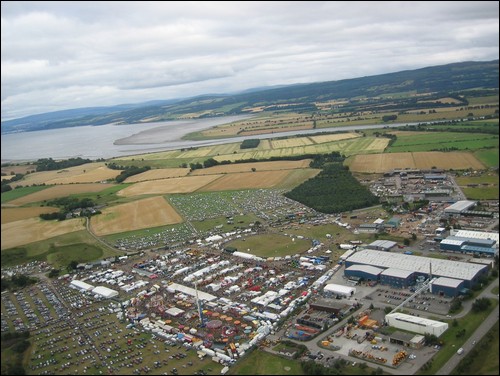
1 230 121 268
461 187 499 200
452 321 499 375
1 185 50 204
226 233 310 257
418 298 498 375
227 349 304 375
474 149 499 168
387 132 498 153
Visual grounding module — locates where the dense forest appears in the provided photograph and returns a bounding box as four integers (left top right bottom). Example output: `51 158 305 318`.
35 157 92 171
285 162 379 214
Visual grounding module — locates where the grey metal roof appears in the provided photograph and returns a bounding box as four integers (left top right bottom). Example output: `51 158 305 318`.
345 249 487 281
380 268 414 279
345 264 384 276
368 240 397 249
444 200 476 213
431 277 463 288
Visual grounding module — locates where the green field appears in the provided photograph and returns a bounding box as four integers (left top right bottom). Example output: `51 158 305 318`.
452 321 499 375
387 132 499 153
461 187 499 200
228 350 304 375
1 230 121 268
226 233 310 257
474 149 499 167
1 185 50 204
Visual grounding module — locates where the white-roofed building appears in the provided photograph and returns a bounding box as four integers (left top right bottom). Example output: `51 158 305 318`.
92 286 119 299
70 279 95 292
385 312 448 337
451 230 499 248
323 283 356 297
167 283 217 302
345 250 487 288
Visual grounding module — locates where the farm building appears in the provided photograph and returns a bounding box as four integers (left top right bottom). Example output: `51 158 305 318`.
310 299 356 316
380 268 415 289
430 277 465 297
367 240 397 251
444 200 476 215
345 250 488 289
385 312 448 337
357 223 383 234
92 286 119 299
344 265 383 281
323 284 356 298
439 236 497 256
70 279 95 292
385 217 401 228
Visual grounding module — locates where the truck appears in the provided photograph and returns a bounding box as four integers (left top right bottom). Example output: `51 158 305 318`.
457 348 464 355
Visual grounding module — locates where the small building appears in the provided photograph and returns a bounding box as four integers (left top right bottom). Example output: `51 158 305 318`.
70 279 95 292
385 312 448 337
92 286 119 299
385 217 401 228
309 299 355 316
344 265 383 282
380 268 415 289
430 277 464 297
389 331 425 349
367 240 397 251
357 223 383 234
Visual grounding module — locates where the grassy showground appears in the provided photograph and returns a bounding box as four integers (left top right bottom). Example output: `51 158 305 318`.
225 233 310 257
227 349 304 375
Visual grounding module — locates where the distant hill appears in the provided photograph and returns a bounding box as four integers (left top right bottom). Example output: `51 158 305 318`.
2 60 498 134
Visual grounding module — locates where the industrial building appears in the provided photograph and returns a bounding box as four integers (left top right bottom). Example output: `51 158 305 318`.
345 250 488 289
430 277 465 297
380 268 415 289
385 312 448 337
439 236 497 257
451 230 499 247
367 240 397 251
357 223 383 234
444 200 476 215
344 265 383 281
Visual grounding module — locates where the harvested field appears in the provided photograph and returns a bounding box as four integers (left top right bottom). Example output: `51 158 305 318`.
239 124 312 136
1 217 84 250
348 151 485 173
10 162 120 187
9 183 114 205
199 170 291 191
270 137 314 149
1 207 59 224
1 165 34 176
117 175 222 197
91 196 183 236
309 133 360 144
190 160 311 175
124 168 190 183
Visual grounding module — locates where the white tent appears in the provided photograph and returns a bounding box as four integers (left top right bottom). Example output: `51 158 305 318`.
323 283 355 297
92 286 119 299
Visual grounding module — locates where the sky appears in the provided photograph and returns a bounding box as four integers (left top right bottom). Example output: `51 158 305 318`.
1 1 499 121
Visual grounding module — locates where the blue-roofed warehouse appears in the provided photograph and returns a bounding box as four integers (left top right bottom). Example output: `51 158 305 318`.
430 277 465 297
380 268 415 288
345 265 383 281
440 236 497 256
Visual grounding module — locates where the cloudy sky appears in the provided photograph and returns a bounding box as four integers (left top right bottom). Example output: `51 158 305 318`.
1 1 499 121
